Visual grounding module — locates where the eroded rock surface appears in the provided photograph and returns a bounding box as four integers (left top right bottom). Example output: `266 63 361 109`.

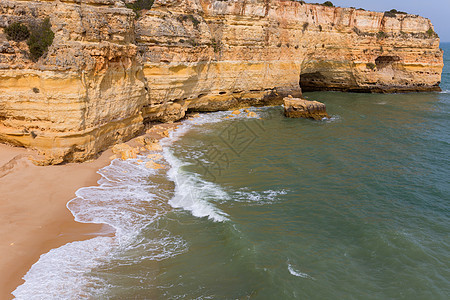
0 0 443 163
284 97 329 120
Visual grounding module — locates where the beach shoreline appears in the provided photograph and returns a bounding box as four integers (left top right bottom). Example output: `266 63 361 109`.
0 143 114 299
0 122 178 299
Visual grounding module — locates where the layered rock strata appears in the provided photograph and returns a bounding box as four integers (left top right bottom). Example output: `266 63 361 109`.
0 0 444 163
284 97 329 120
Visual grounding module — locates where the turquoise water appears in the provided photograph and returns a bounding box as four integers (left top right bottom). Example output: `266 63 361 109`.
111 44 449 298
14 44 449 299
157 97 449 299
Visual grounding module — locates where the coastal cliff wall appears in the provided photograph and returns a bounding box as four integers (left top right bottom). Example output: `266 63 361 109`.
0 0 444 164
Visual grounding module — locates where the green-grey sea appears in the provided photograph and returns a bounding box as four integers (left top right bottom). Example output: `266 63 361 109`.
13 44 449 299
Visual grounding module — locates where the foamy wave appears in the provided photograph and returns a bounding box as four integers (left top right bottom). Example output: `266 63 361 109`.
164 146 230 222
14 108 272 297
112 230 187 263
163 111 230 143
288 263 315 280
323 115 341 123
441 90 450 94
160 107 265 144
14 156 187 298
158 111 235 222
13 237 115 299
160 108 289 220
234 189 288 205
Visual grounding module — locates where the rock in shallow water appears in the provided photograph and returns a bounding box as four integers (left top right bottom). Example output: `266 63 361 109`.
284 97 330 120
112 143 139 160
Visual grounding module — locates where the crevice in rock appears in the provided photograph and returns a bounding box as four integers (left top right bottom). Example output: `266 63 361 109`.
299 71 327 92
375 55 401 69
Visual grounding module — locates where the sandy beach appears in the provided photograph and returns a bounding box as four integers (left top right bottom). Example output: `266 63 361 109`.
0 123 178 299
0 143 114 299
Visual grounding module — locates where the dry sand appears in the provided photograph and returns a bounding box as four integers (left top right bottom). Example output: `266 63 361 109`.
0 122 179 299
0 144 113 299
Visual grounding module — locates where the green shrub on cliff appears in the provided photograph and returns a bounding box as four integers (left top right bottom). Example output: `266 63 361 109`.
322 1 334 7
427 28 437 38
27 18 55 61
126 0 154 18
384 9 407 17
4 22 30 42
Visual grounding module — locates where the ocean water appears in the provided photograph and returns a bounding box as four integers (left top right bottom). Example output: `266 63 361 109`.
13 44 450 299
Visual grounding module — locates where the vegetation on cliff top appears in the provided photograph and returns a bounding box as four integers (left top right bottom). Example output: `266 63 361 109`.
384 9 407 17
300 1 334 7
4 18 54 61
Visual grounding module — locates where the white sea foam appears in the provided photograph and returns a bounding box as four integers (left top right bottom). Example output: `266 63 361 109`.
323 115 341 123
13 237 115 299
159 110 236 222
163 110 230 143
160 108 291 220
288 263 315 280
13 157 187 299
163 144 230 222
13 108 271 298
234 189 288 205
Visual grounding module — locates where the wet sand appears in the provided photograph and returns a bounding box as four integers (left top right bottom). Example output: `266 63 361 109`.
0 123 179 299
0 144 113 299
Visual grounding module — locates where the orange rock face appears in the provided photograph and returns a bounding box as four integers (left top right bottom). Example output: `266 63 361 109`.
284 98 330 121
0 0 444 163
112 143 139 161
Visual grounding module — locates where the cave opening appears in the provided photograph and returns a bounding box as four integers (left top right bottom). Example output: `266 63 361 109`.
299 71 326 92
375 55 401 69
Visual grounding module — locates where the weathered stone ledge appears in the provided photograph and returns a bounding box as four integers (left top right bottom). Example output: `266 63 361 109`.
0 0 444 164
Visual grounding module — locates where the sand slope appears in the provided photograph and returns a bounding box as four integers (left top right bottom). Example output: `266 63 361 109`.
0 144 112 299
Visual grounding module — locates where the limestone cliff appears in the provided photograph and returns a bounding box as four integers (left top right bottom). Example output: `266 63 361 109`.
0 0 444 164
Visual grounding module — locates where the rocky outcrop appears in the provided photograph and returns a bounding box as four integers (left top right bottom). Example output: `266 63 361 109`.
0 0 146 164
284 97 329 120
0 0 444 164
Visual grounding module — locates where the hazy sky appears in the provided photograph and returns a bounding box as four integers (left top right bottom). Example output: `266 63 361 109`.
320 0 450 42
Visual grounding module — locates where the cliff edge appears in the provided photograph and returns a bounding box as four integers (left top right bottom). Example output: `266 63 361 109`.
0 0 444 164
